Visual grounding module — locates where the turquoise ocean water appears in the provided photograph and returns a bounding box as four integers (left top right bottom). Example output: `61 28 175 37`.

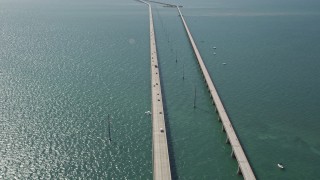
1 0 320 179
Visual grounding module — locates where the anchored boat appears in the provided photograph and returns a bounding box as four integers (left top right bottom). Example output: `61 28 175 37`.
277 163 284 169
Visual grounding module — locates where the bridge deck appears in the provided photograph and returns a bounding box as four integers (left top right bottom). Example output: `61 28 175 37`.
139 1 172 179
177 7 256 180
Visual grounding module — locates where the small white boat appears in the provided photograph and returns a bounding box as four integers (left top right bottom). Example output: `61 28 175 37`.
277 163 284 169
213 52 216 55
222 63 227 65
145 111 152 115
213 46 217 49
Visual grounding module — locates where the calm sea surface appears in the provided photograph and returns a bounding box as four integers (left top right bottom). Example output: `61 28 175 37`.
1 0 320 179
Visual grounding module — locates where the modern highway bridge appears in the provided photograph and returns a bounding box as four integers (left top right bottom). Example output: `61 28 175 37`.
138 1 172 179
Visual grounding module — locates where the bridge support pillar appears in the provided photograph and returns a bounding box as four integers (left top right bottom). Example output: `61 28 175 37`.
225 137 230 144
221 125 225 132
231 149 235 158
237 165 242 175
